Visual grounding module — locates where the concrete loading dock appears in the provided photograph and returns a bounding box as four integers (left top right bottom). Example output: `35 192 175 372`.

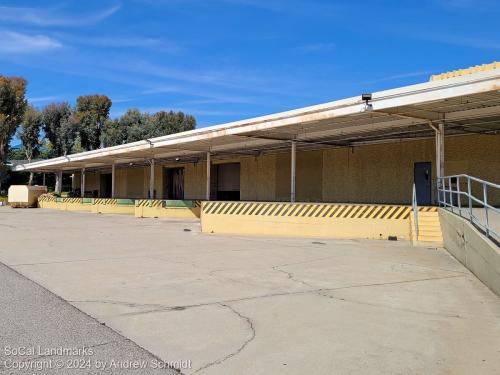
13 63 500 245
1 208 500 375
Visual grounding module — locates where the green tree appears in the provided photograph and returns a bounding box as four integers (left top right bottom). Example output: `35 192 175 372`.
148 111 196 138
101 118 127 147
0 76 27 191
75 95 112 150
18 105 42 184
41 103 71 157
59 114 79 156
101 109 197 147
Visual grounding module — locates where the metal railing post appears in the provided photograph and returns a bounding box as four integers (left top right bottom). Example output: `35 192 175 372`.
467 177 472 225
448 176 453 213
440 174 498 242
412 183 419 241
483 183 489 237
442 178 447 207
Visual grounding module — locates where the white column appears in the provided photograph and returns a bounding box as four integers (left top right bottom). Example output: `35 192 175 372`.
206 152 211 201
42 173 46 186
55 171 63 194
291 141 296 202
80 168 86 198
435 122 445 203
437 122 445 179
111 163 116 199
149 159 155 199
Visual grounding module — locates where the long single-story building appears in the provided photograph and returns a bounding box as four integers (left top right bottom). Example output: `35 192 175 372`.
15 62 500 207
14 63 500 243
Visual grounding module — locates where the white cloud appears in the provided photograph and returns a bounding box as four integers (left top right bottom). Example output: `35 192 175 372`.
28 95 61 103
294 42 336 53
358 71 432 85
0 31 63 53
0 4 121 27
84 36 178 50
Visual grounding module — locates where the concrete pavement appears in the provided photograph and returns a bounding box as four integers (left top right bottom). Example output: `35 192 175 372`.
1 207 500 374
0 262 180 374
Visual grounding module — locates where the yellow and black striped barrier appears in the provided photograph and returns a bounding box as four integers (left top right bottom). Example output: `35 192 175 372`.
93 198 118 205
201 201 437 240
135 199 164 208
62 197 82 204
203 201 436 220
38 195 56 202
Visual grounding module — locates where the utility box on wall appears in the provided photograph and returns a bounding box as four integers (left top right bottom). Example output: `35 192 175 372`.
8 185 47 208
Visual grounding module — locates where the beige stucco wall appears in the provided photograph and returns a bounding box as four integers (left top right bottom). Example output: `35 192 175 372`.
66 134 499 204
322 140 435 204
321 134 499 204
184 162 207 200
240 154 277 201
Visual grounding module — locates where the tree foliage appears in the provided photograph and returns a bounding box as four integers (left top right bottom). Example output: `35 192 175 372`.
75 95 112 150
41 103 71 157
0 76 27 188
59 114 79 156
18 105 42 184
101 109 196 147
18 105 42 162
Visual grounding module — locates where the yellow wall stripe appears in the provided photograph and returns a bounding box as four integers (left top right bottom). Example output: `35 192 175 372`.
202 201 433 220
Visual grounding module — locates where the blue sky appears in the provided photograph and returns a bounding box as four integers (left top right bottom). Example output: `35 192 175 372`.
0 0 499 127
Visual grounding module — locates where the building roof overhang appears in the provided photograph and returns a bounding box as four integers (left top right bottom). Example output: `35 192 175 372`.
14 69 500 173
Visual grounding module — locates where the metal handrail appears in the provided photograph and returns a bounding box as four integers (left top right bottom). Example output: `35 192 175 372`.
437 174 499 242
412 183 419 241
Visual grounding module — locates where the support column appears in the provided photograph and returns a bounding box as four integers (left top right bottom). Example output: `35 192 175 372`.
437 122 445 179
206 152 211 201
111 163 116 199
55 171 62 194
149 159 155 199
434 122 445 204
80 168 86 198
42 173 46 186
291 141 296 203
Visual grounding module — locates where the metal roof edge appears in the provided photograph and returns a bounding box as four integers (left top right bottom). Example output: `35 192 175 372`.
13 68 500 172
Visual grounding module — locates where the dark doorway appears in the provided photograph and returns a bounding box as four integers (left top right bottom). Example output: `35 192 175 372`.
414 162 432 205
100 173 112 198
164 167 184 199
217 163 240 201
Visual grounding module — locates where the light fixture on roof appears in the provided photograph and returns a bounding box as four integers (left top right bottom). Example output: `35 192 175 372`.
362 93 373 111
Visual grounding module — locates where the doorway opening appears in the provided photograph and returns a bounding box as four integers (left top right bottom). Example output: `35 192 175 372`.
164 167 184 199
100 173 112 198
414 162 432 205
216 163 240 201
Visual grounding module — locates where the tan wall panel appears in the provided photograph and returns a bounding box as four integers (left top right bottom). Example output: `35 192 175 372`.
240 154 277 201
275 152 291 201
126 167 145 198
115 168 127 198
443 134 500 204
321 134 499 205
297 150 323 202
184 162 206 200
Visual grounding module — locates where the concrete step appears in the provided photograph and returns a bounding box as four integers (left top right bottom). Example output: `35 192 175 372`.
418 223 442 230
417 217 440 223
417 223 441 229
418 237 443 243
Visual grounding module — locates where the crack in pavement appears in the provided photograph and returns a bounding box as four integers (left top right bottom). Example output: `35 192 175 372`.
70 299 167 310
193 303 256 374
272 266 316 288
9 255 148 267
109 274 466 318
316 291 465 319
